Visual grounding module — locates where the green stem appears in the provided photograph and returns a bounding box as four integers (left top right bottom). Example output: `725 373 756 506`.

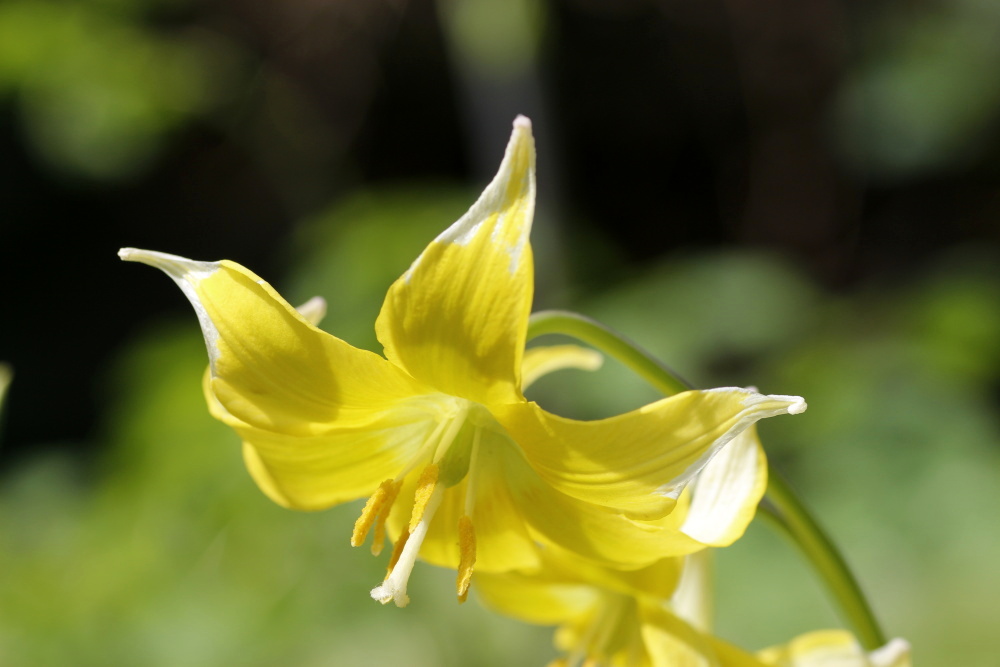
526 308 887 650
527 310 691 397
761 473 887 649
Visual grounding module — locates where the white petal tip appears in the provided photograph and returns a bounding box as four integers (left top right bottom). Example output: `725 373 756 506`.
786 398 807 415
513 114 532 130
118 247 138 261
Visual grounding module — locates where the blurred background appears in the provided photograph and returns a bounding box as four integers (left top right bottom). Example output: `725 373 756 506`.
1 0 998 664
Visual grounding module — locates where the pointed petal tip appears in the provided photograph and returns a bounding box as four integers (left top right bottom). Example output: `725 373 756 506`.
513 114 532 131
787 397 807 414
116 248 218 281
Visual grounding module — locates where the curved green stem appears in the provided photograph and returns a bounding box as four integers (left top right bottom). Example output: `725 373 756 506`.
760 473 887 649
526 308 887 650
527 310 691 396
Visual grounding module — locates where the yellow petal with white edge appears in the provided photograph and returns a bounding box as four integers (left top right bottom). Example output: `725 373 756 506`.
522 344 604 390
679 424 767 547
757 631 911 667
120 248 428 436
375 116 536 406
495 388 805 520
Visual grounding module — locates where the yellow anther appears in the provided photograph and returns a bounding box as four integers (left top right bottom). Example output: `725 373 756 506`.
386 527 411 576
352 479 397 547
408 463 440 533
370 480 402 556
456 515 477 603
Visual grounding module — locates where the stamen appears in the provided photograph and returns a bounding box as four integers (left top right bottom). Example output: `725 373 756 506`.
456 515 477 603
352 479 398 547
371 484 445 607
370 481 402 556
408 464 440 532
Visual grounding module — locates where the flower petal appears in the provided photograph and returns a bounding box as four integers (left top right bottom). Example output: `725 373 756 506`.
120 248 427 436
503 450 704 567
374 117 536 406
233 402 444 510
757 631 912 667
474 572 599 626
679 424 767 547
495 388 806 520
670 552 713 634
522 344 604 390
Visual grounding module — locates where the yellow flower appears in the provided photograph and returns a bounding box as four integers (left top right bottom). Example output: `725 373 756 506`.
119 116 806 606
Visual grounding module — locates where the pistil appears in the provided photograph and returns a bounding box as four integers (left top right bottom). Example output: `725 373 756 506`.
371 467 445 607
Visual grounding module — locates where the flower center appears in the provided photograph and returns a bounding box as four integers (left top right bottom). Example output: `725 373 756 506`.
351 398 489 607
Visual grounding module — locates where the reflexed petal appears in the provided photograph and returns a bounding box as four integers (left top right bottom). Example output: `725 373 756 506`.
495 388 806 520
375 117 536 406
522 344 604 390
757 631 912 667
680 425 767 547
120 248 428 435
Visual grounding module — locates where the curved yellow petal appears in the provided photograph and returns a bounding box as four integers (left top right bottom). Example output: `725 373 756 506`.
522 344 604 390
495 388 805 521
504 451 703 567
374 117 536 406
679 424 767 547
120 248 428 436
757 631 911 667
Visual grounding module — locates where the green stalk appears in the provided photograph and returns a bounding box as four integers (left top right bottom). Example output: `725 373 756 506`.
760 475 887 649
526 308 887 650
526 310 691 397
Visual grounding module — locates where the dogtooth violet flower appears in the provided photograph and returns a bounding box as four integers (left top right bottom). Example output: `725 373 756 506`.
119 115 806 607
